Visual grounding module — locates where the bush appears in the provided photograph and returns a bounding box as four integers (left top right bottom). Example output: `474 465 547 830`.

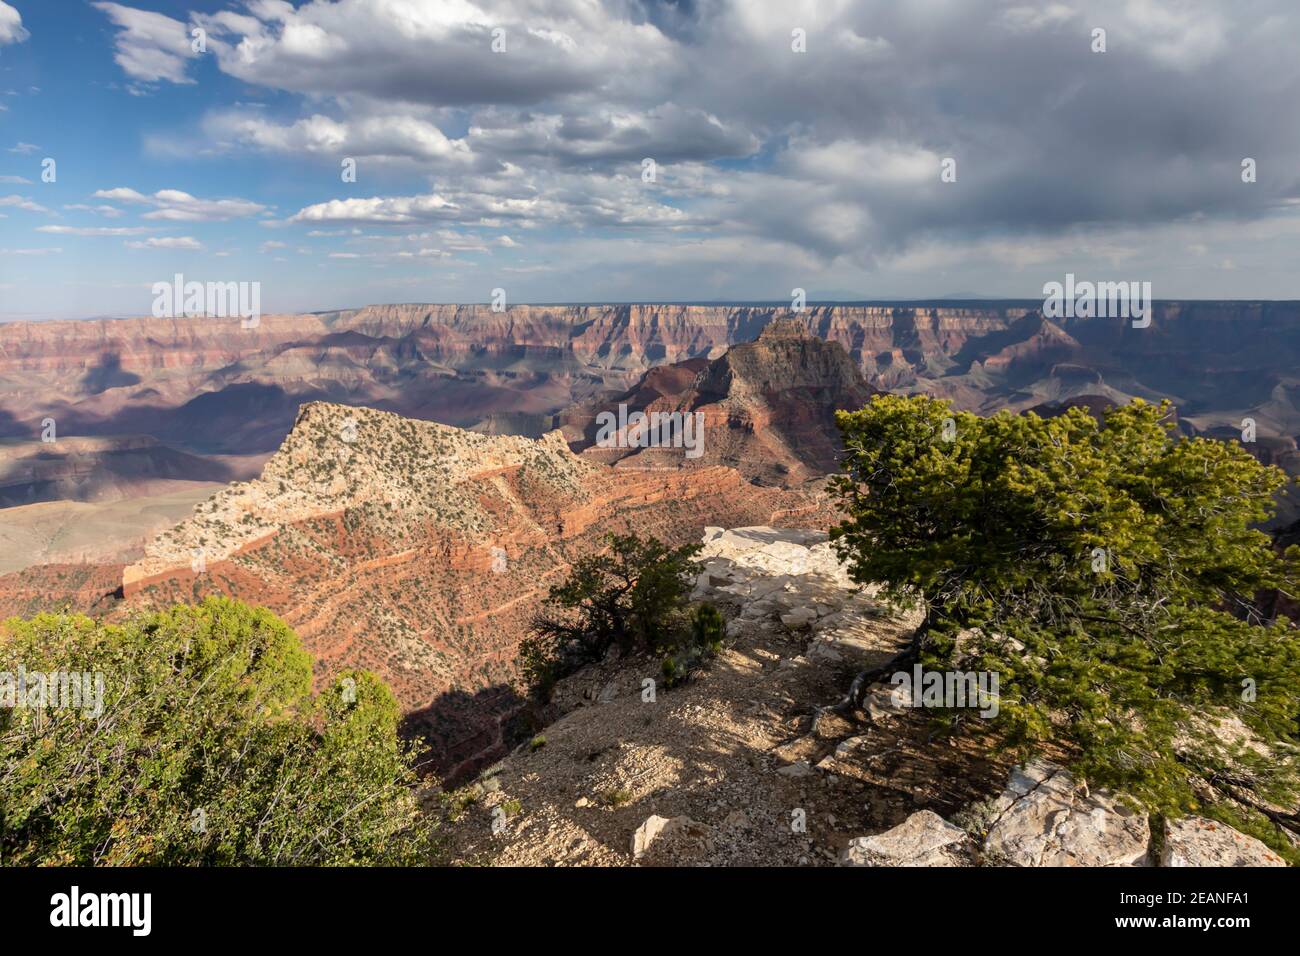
523 534 708 698
661 604 725 688
0 597 435 866
831 394 1300 848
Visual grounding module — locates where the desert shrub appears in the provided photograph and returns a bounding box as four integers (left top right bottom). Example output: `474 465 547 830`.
523 534 707 699
831 394 1300 854
0 596 435 866
661 603 725 688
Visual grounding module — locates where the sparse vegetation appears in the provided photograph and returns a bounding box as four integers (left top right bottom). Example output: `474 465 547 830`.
597 787 633 808
520 533 719 700
661 603 725 688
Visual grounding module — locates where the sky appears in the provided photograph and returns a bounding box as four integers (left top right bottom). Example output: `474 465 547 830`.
0 0 1298 320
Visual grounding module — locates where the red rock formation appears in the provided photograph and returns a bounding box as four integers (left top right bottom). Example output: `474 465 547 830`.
566 319 878 485
0 401 835 778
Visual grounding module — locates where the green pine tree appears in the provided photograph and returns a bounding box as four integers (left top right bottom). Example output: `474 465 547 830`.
831 394 1300 854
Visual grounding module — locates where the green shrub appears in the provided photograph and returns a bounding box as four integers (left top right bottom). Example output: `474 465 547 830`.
597 787 632 808
661 603 726 688
523 534 703 699
0 597 435 866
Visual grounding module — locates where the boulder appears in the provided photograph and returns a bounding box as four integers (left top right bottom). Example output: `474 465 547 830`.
779 607 818 629
631 815 674 859
982 761 1150 866
630 814 711 862
805 641 844 664
841 810 969 866
1161 816 1285 867
776 760 816 778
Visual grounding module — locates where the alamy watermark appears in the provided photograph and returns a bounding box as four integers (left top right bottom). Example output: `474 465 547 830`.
1042 273 1152 328
50 886 151 936
152 272 261 329
1 666 104 718
594 404 706 459
889 665 1000 718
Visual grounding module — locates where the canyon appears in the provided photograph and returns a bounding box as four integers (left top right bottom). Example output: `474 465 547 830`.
2 300 1296 548
0 400 832 780
3 300 1298 776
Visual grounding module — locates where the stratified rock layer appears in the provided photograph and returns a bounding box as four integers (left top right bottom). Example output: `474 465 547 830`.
110 408 833 780
568 319 878 484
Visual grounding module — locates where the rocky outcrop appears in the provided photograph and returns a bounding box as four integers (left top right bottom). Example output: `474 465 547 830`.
691 526 922 669
841 811 969 867
109 417 833 781
1161 816 1286 867
981 761 1151 867
630 814 712 863
122 402 596 590
440 527 1291 867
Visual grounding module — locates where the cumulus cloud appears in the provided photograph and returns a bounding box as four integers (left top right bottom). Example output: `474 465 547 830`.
186 0 676 108
204 110 479 167
286 166 696 230
82 0 1300 296
0 2 28 45
467 103 758 165
91 186 266 220
93 2 198 84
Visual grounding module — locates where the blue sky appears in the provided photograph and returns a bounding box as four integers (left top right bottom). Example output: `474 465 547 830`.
2 0 1300 320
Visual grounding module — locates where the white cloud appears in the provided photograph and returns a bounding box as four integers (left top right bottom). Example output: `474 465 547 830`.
0 194 50 214
0 2 29 46
190 0 675 107
64 203 125 218
290 194 456 225
91 186 266 221
467 104 757 165
286 165 696 231
37 224 155 237
125 236 204 250
204 110 477 166
92 2 197 84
